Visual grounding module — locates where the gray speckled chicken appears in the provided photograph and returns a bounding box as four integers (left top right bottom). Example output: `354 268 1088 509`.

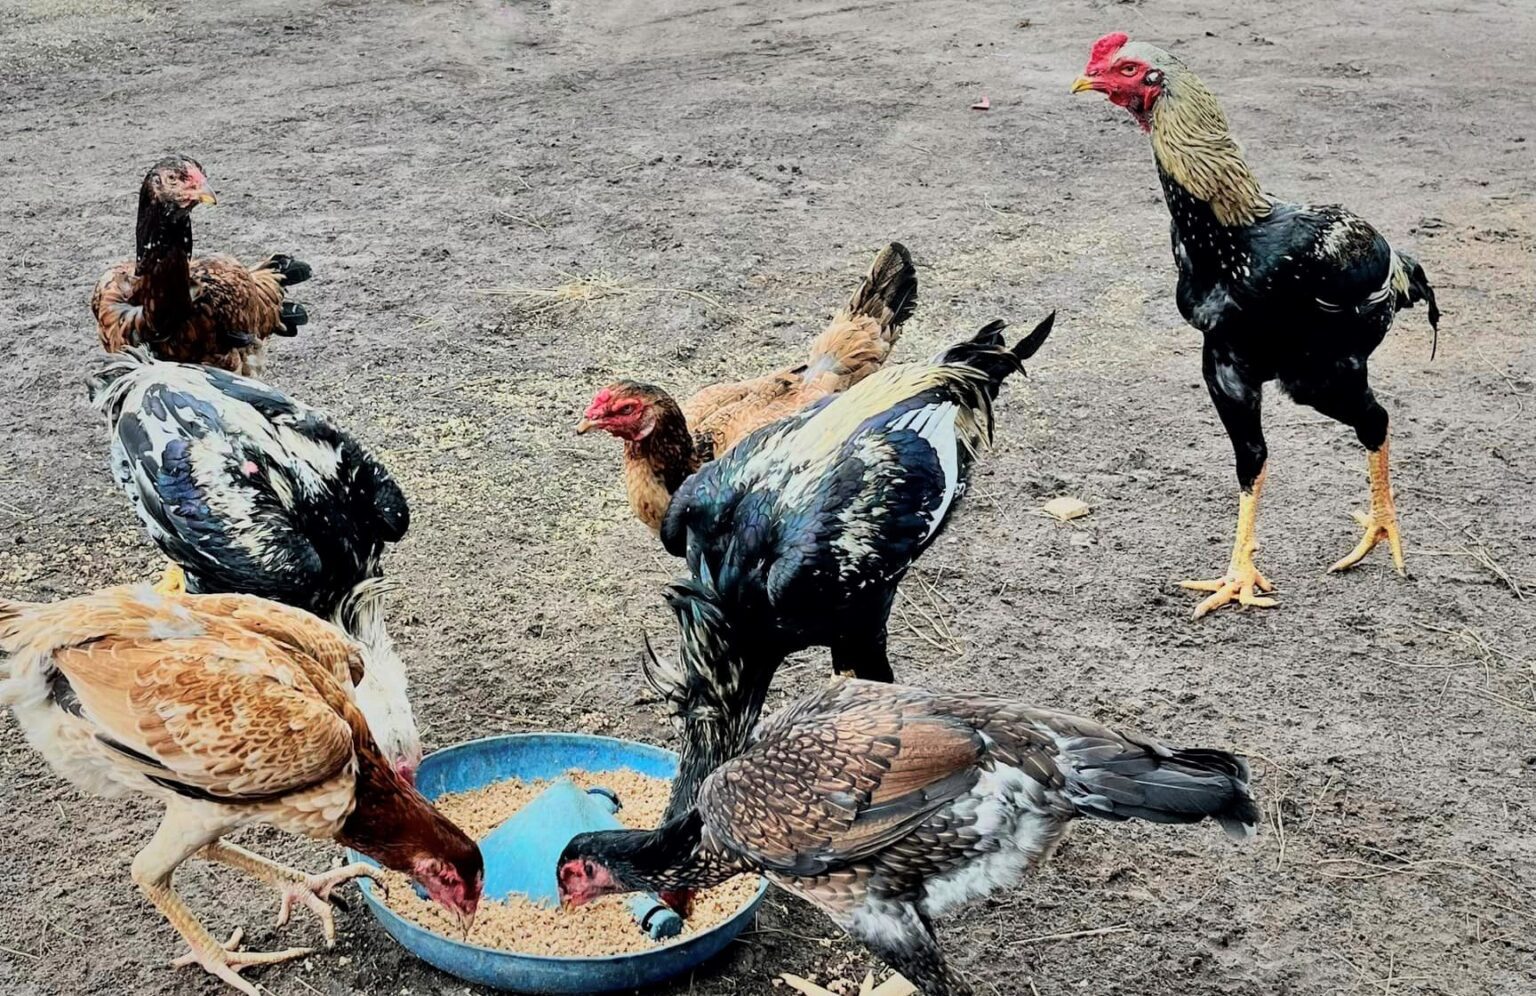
557 678 1259 995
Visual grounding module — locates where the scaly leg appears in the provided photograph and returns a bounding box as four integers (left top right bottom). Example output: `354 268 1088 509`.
153 561 187 595
1328 439 1406 575
132 810 311 996
1180 464 1278 619
198 840 377 947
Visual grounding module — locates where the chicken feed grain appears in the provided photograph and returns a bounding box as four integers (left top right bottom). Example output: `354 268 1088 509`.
377 768 760 955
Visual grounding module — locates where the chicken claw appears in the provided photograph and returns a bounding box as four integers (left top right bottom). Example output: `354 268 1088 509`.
197 841 375 947
1180 563 1277 619
170 926 312 996
1180 468 1278 619
1328 444 1406 575
275 864 379 945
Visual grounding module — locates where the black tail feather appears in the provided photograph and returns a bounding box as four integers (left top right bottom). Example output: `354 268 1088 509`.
1393 250 1440 360
1067 740 1260 841
217 328 260 350
264 253 313 287
1011 310 1056 362
933 312 1055 393
278 301 308 337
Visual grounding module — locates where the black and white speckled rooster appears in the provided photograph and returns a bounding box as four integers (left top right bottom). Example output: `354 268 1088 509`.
1072 33 1440 619
86 349 421 780
643 313 1056 832
559 677 1258 995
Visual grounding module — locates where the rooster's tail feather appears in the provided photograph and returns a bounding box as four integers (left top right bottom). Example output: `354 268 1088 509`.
1390 249 1440 359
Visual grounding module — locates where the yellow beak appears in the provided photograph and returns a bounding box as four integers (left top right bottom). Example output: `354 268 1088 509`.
1070 76 1097 95
575 418 594 435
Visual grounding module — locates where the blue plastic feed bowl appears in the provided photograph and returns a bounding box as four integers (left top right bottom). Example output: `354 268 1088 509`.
345 733 768 993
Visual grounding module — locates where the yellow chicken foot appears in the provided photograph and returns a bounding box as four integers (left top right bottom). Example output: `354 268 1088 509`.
140 876 311 996
153 561 187 595
198 840 377 947
1179 466 1278 619
1328 441 1406 575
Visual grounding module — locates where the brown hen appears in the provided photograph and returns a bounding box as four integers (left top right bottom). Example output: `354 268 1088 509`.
92 155 312 375
559 678 1257 995
578 242 917 533
0 587 481 996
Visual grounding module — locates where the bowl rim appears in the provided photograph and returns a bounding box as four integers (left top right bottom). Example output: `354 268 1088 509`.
348 731 769 965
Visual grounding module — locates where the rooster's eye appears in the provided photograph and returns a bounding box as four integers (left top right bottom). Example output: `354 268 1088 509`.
583 861 595 877
1120 64 1138 77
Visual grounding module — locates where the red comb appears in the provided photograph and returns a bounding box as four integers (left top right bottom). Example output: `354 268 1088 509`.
1087 31 1130 72
584 387 614 419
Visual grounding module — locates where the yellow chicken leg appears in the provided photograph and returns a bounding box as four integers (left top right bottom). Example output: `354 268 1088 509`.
1328 440 1406 575
153 561 187 595
1180 465 1278 619
198 840 378 947
133 815 312 996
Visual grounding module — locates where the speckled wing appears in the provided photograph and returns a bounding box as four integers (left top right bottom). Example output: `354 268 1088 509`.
697 681 984 876
189 254 287 339
52 633 354 803
110 379 328 602
92 261 148 352
180 592 365 689
104 361 409 608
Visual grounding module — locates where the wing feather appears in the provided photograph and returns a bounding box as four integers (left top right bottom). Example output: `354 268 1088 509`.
54 635 353 801
698 683 983 876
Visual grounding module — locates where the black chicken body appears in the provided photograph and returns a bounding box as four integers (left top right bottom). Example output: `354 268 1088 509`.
645 315 1056 825
87 349 421 779
1075 33 1439 618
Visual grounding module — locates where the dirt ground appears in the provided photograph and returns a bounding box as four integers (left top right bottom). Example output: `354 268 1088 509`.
1 0 1533 994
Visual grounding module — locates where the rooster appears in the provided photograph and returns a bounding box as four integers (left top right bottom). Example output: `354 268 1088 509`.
578 243 918 533
92 155 312 376
87 350 421 780
0 587 482 996
559 677 1257 996
642 313 1056 842
1072 34 1440 619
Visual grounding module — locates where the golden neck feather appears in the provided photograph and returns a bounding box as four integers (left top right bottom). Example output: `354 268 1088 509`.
1148 70 1269 227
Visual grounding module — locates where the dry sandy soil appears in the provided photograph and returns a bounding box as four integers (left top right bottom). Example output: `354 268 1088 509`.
1 1 1532 994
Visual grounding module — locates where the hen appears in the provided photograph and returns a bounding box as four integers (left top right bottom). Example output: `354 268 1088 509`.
559 677 1257 996
88 349 420 779
1073 34 1440 618
644 313 1056 831
0 587 481 996
92 155 312 376
578 242 918 533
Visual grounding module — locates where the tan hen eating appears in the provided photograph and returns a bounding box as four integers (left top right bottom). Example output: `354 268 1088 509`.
0 587 481 996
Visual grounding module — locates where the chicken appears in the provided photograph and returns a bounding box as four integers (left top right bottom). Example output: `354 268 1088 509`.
0 587 481 996
643 313 1056 834
558 677 1257 996
92 155 312 376
577 242 918 533
87 349 421 780
1072 34 1440 618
